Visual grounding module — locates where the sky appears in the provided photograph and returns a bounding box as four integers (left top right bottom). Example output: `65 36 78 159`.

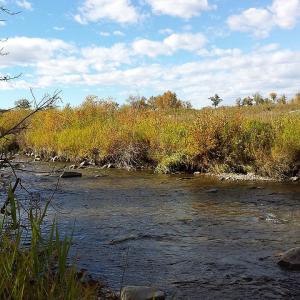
0 0 299 108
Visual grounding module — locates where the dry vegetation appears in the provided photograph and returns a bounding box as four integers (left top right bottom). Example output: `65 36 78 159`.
1 91 300 179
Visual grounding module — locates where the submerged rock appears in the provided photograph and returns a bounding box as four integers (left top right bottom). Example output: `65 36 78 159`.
121 286 165 300
278 247 300 270
60 171 82 178
206 188 218 193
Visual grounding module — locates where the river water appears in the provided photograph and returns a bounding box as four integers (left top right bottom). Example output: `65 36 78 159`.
5 162 300 299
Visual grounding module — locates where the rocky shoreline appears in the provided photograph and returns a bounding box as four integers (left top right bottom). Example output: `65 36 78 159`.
1 152 299 183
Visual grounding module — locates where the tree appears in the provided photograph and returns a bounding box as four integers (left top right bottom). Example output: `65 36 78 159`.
127 95 148 110
277 94 287 104
148 91 191 110
269 92 277 103
235 97 242 106
14 98 31 109
253 93 264 105
209 94 222 108
242 96 253 106
0 7 21 82
292 92 300 104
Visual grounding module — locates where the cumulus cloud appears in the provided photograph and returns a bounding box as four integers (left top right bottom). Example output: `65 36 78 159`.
74 0 139 24
16 0 33 10
0 37 74 68
53 26 65 31
0 36 299 107
146 0 214 18
132 33 207 57
227 0 300 38
99 30 125 37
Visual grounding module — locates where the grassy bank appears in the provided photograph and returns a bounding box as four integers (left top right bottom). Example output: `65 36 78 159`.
1 95 300 179
0 186 117 299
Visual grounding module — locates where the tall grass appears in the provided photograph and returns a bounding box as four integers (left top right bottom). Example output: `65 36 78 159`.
0 186 103 299
1 100 300 178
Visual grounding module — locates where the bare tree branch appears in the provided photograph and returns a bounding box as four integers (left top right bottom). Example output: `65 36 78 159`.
0 90 62 139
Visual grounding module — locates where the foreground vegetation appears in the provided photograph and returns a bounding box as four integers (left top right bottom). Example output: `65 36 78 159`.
1 91 300 179
0 185 118 299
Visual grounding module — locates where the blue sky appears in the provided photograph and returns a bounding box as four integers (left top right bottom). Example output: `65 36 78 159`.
0 0 299 107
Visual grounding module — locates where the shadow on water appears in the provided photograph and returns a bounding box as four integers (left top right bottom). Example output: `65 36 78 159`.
3 162 300 299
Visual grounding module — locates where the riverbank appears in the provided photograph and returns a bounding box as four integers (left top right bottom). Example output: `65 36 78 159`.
1 101 300 180
2 153 299 183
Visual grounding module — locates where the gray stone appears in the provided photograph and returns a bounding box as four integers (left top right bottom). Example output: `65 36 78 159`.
278 247 300 270
101 163 114 169
60 171 82 178
69 164 78 170
290 176 299 182
121 286 165 300
79 161 89 168
206 188 218 193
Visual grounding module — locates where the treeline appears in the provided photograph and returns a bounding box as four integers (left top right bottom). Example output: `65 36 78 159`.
235 92 300 107
14 91 300 111
1 91 300 179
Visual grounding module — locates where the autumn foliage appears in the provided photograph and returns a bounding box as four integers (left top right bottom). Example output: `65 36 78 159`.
1 92 300 178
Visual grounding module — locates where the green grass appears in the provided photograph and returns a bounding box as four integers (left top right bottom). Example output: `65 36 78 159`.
1 99 300 178
0 186 109 300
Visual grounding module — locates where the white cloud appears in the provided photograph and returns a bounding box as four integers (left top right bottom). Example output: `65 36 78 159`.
53 26 65 31
227 0 300 38
99 30 125 37
132 33 206 57
99 31 110 37
81 43 131 70
159 28 174 35
146 0 214 18
0 36 299 107
113 30 125 36
16 0 33 11
0 37 74 68
74 0 139 24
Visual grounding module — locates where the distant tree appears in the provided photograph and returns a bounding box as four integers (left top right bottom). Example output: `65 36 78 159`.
209 94 222 108
127 95 148 110
148 91 190 110
242 96 253 106
253 93 264 105
292 92 300 104
235 97 242 106
269 92 277 103
277 94 287 104
14 98 31 109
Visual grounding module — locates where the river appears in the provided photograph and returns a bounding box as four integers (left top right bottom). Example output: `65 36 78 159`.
5 161 300 299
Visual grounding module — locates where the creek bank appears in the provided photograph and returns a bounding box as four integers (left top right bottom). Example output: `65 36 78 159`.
16 152 300 183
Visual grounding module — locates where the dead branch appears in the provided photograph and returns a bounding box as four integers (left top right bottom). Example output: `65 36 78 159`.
0 90 61 139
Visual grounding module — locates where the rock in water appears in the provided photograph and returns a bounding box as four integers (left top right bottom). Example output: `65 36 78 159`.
121 286 165 300
60 171 82 178
206 188 218 193
278 247 300 270
290 176 299 182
